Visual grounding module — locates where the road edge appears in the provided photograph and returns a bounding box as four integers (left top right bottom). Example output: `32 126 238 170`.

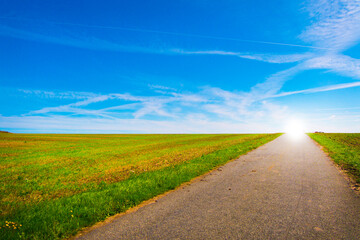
307 134 360 195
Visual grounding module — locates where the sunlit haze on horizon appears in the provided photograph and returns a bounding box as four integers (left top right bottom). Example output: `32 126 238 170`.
1 0 360 133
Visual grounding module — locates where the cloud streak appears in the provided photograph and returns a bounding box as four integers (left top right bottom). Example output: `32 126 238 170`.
0 16 329 50
273 81 360 98
0 24 164 54
175 49 314 64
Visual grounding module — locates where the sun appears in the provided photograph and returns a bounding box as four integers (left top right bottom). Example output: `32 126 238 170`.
285 119 305 139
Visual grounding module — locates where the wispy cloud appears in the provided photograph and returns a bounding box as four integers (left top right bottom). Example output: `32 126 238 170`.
176 49 314 64
0 24 164 54
24 88 208 120
302 54 360 79
164 1 360 120
300 0 360 51
148 84 177 91
241 0 360 105
248 65 304 100
273 81 360 98
5 76 360 133
18 89 98 99
2 1 360 133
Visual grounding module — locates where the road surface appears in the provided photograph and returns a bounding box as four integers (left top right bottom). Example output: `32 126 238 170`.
77 134 360 239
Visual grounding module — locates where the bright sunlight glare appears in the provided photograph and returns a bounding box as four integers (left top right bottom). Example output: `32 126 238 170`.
285 119 306 140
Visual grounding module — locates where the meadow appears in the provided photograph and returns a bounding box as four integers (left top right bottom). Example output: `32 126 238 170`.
308 133 360 183
0 133 280 239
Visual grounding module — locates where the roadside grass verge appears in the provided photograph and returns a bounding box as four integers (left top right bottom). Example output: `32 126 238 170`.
0 133 280 239
308 133 360 183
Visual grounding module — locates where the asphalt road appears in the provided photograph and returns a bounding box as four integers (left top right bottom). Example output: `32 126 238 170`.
77 134 360 239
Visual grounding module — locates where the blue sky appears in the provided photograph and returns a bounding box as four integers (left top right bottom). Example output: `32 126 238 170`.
0 0 360 133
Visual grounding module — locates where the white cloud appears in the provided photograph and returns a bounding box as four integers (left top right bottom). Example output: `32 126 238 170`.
273 81 360 98
300 0 360 51
302 54 360 78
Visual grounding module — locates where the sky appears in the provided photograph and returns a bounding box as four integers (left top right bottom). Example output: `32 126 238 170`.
0 0 360 133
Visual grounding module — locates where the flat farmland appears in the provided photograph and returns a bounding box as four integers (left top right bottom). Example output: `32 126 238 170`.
308 133 360 183
0 133 280 239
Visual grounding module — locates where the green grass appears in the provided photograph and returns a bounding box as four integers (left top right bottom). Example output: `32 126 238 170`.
0 133 280 239
308 133 360 183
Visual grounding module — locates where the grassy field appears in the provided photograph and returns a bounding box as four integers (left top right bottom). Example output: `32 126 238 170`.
0 133 280 239
308 133 360 183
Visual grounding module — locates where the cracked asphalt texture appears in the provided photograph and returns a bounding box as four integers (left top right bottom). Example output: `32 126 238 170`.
77 134 360 239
